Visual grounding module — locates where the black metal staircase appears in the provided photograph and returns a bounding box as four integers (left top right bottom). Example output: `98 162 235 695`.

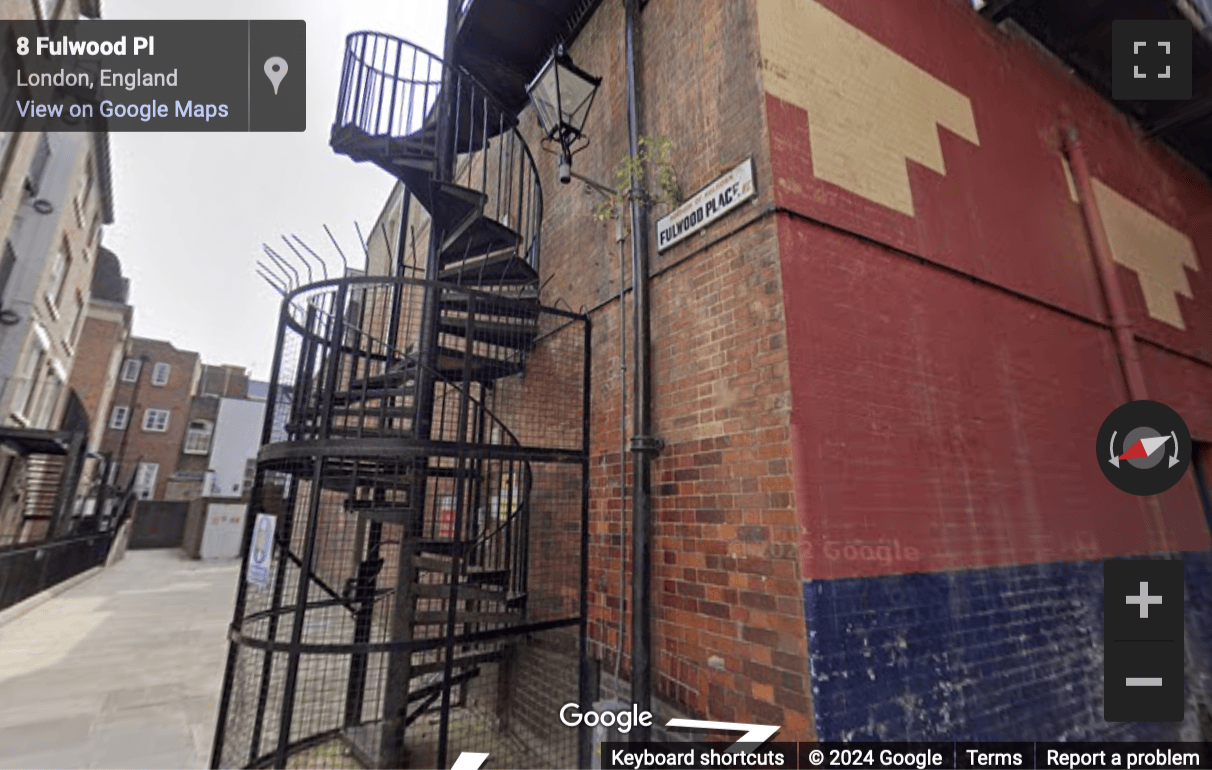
211 30 590 770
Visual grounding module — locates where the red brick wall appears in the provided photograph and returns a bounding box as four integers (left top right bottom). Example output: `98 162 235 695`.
527 0 814 736
762 0 1212 580
68 309 127 446
100 338 200 499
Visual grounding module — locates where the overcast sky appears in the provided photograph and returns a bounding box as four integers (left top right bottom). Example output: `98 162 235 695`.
101 1 445 380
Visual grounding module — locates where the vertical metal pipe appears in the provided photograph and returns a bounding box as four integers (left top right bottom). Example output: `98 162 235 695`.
578 315 594 768
1063 128 1149 401
624 0 657 740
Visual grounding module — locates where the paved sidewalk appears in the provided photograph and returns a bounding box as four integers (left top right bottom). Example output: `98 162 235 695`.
0 549 241 769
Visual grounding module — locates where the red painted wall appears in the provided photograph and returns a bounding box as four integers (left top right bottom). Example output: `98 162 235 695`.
769 0 1212 580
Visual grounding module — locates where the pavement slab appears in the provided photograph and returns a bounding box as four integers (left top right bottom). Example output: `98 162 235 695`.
0 549 241 769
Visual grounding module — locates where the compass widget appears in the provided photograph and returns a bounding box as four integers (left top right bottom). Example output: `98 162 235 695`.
1097 400 1191 496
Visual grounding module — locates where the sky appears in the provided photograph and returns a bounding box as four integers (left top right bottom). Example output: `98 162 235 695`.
101 1 446 381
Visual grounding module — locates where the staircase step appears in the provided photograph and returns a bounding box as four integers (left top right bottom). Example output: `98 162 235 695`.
294 404 414 421
439 250 539 288
328 405 415 419
439 295 540 323
331 388 416 406
431 181 487 246
406 666 480 704
331 125 437 170
412 610 517 626
413 556 510 587
409 649 504 678
352 506 412 524
285 423 414 439
416 538 464 556
412 582 522 603
346 498 408 510
441 217 521 264
347 370 417 393
436 316 538 349
433 346 524 380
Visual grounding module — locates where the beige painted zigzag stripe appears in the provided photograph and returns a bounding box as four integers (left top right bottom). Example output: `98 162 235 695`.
1092 179 1199 329
757 0 980 216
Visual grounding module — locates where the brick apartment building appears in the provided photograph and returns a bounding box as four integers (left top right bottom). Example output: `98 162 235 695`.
97 344 269 505
66 247 132 496
100 337 202 500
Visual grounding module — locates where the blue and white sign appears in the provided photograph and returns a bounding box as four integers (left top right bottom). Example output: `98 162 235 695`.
246 512 276 589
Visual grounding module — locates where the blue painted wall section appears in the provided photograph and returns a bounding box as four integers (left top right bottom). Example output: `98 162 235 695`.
804 552 1212 741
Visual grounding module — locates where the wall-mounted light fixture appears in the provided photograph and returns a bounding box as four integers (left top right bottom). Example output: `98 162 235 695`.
526 44 601 184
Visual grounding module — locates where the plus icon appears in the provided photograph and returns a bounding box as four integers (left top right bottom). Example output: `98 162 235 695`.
1127 581 1163 619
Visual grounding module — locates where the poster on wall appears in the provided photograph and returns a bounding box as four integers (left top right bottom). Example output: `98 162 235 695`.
246 512 276 589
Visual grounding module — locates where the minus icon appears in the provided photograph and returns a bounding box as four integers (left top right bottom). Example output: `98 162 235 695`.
1126 678 1163 686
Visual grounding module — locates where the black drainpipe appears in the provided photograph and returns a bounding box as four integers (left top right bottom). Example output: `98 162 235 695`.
625 0 660 740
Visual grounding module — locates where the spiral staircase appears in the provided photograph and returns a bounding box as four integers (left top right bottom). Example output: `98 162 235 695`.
212 31 589 770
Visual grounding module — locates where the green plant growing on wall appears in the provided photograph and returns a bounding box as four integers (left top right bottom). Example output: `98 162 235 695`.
593 135 682 226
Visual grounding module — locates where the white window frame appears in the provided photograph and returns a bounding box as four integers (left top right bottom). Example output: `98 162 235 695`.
66 291 85 350
77 154 94 221
120 358 141 382
109 405 129 430
33 366 62 429
150 362 171 387
45 240 70 313
133 461 158 499
142 408 170 432
243 458 256 496
12 345 46 422
183 419 213 454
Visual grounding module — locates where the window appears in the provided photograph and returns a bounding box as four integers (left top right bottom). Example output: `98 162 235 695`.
151 362 171 386
68 293 85 348
133 462 158 499
14 347 46 419
25 133 50 196
46 240 71 310
142 408 170 432
88 210 101 248
109 405 129 430
183 420 213 454
243 458 257 496
80 155 94 210
33 367 62 428
0 242 15 303
120 358 141 382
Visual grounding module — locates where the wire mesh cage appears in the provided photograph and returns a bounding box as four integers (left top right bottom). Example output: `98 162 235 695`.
211 276 591 769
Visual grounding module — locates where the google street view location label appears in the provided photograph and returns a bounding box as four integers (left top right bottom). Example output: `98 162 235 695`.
0 20 305 132
1097 400 1191 496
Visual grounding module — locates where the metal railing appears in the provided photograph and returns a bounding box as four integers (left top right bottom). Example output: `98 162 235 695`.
212 274 591 769
332 32 544 273
0 531 113 611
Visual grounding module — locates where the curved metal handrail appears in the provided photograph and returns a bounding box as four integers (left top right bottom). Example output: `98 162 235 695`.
263 276 537 606
332 32 545 274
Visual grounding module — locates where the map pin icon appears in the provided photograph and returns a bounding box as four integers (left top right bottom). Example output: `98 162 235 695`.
264 57 288 95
